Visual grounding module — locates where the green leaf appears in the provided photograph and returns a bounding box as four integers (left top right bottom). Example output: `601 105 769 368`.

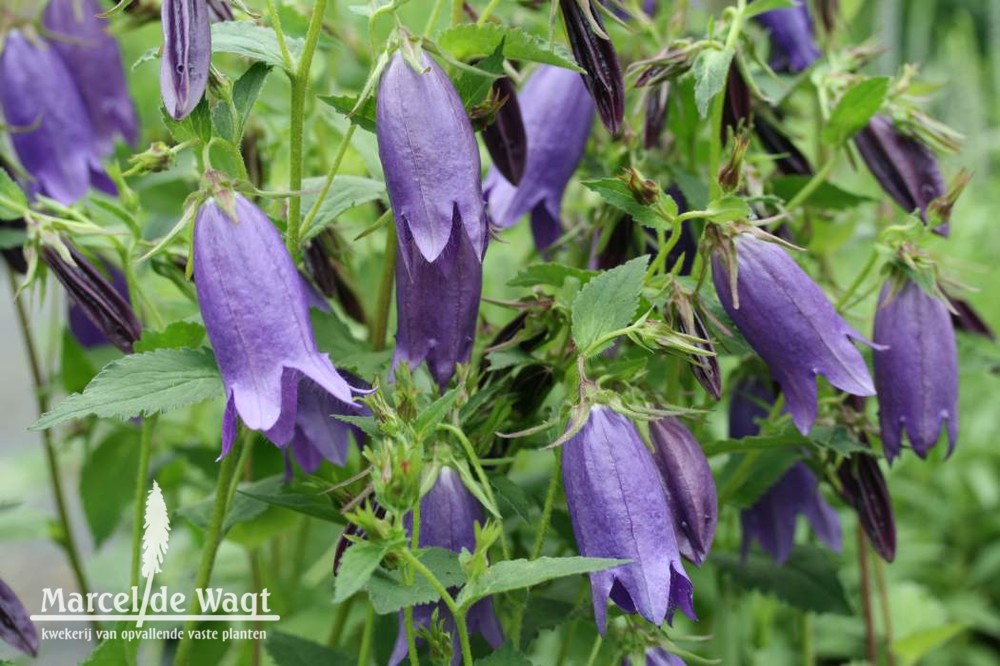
581 178 674 230
334 540 390 602
80 432 140 547
364 548 465 614
179 490 268 535
211 103 237 144
822 77 890 145
233 62 272 137
60 331 97 394
301 175 386 242
438 24 582 71
704 195 751 222
508 263 594 289
133 321 206 353
456 556 625 608
771 176 876 209
80 635 139 666
414 387 461 438
572 256 649 355
743 0 796 19
0 225 27 249
693 47 734 118
265 631 353 666
319 94 377 132
892 623 966 666
717 448 800 508
454 40 506 108
211 21 303 71
32 347 223 430
162 97 212 144
475 644 534 665
0 168 27 220
238 475 344 523
491 475 535 523
713 546 852 615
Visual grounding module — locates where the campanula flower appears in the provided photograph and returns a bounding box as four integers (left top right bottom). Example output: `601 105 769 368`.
712 232 876 434
728 375 775 439
66 256 134 349
560 0 625 136
193 193 359 455
837 453 896 561
873 278 958 461
754 2 821 73
0 577 37 657
623 648 686 666
649 417 718 566
288 378 368 474
485 65 594 251
389 467 504 665
562 407 695 633
160 0 212 120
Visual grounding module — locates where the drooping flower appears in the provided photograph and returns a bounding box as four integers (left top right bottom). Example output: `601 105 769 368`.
42 0 139 156
485 65 594 251
160 0 212 120
854 116 947 234
0 577 37 657
376 52 488 389
741 462 842 564
837 453 896 562
65 255 135 349
562 406 695 633
728 375 775 439
643 82 670 149
389 467 504 665
623 647 686 666
712 232 876 434
0 30 115 204
753 2 821 74
481 76 527 186
193 192 359 455
287 377 368 474
872 277 958 461
649 417 718 566
560 0 625 136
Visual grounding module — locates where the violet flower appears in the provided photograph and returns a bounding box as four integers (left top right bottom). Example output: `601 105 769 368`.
741 462 842 564
872 278 958 461
837 453 896 562
560 0 625 136
389 467 504 665
481 76 527 186
193 193 359 455
649 417 718 566
562 407 695 632
160 0 212 120
947 294 995 341
754 2 821 74
0 577 37 657
66 256 134 349
728 375 775 439
485 65 594 251
376 53 487 389
712 233 876 434
623 648 686 666
288 378 368 474
43 0 139 156
755 116 813 176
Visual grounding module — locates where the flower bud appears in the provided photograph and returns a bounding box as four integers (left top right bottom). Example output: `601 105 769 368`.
481 76 528 186
560 0 625 137
0 578 37 657
754 115 812 176
721 63 751 142
643 82 670 150
947 293 995 341
304 228 367 324
66 255 134 349
717 133 750 193
160 0 212 120
753 2 821 74
837 454 896 562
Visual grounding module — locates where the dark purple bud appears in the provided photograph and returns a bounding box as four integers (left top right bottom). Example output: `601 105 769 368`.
194 193 360 455
304 229 367 324
643 82 670 150
854 116 947 234
592 215 647 271
562 407 695 632
754 2 821 74
623 648 686 666
712 233 876 434
721 63 751 142
289 375 370 474
741 462 842 564
160 0 212 120
649 417 718 566
947 293 995 341
485 65 594 252
481 77 527 186
816 0 839 34
0 577 37 657
754 115 813 176
509 363 556 417
678 306 722 400
837 454 896 562
728 375 775 439
560 0 625 137
872 278 958 462
67 256 133 349
43 0 139 156
666 185 698 276
43 244 141 354
206 0 235 21
1 219 28 274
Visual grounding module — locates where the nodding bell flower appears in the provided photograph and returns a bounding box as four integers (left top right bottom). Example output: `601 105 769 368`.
287 377 369 475
649 417 718 566
376 52 488 389
481 76 528 186
0 578 37 657
854 116 947 234
711 232 876 435
0 31 115 204
623 648 686 666
562 407 695 633
560 0 624 137
66 256 133 349
728 375 776 439
193 192 360 455
390 468 504 665
837 453 896 562
485 65 594 251
741 462 842 564
753 2 821 74
160 0 212 120
42 245 141 354
872 277 958 461
43 0 139 156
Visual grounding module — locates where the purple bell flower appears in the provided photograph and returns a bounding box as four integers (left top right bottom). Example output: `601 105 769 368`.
623 647 686 666
560 0 625 137
193 193 359 455
288 378 368 474
376 53 487 389
872 278 958 461
485 65 594 251
160 0 212 120
562 407 695 633
728 375 775 439
741 462 842 564
43 0 139 156
754 2 821 74
712 233 876 434
481 76 527 186
66 256 134 349
649 417 718 566
389 468 504 665
837 453 896 562
0 31 114 204
0 577 37 657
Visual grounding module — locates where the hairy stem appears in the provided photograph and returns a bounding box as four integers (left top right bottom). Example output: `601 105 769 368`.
370 221 398 351
357 603 376 666
858 531 878 664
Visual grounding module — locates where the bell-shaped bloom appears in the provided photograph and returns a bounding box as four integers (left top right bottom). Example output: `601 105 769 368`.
741 462 842 564
837 453 896 562
43 0 139 156
481 76 527 186
649 417 718 566
854 116 947 234
872 278 958 461
161 0 212 120
389 468 504 665
560 0 624 136
193 193 359 455
562 406 695 633
754 2 820 74
712 233 876 434
623 648 685 666
65 255 134 349
485 65 594 251
0 578 37 657
288 378 368 474
728 375 775 439
304 228 367 324
0 31 114 204
377 53 487 389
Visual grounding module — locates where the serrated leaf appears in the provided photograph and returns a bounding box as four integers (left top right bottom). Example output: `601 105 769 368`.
319 94 377 132
572 256 649 355
694 47 734 118
475 644 533 665
454 41 506 108
301 175 386 242
705 195 751 222
238 475 344 523
0 169 27 220
334 540 390 602
162 97 212 143
0 225 27 248
133 321 206 353
822 77 890 145
771 176 876 209
892 623 966 666
456 556 625 608
491 475 535 523
414 387 461 438
80 432 140 547
437 24 582 72
364 548 465 614
211 21 303 71
508 263 594 289
60 331 97 394
32 347 223 430
265 631 353 666
233 62 272 137
581 178 673 230
179 488 268 535
80 636 139 666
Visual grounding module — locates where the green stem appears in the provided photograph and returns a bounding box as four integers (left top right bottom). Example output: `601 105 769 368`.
584 633 604 666
263 0 294 71
404 493 420 666
327 595 356 647
131 415 157 588
301 124 359 240
451 0 464 25
531 448 562 560
477 0 503 24
783 156 837 211
370 221 398 351
802 612 814 666
400 550 473 666
874 556 897 666
708 0 747 199
357 604 376 666
858 530 878 665
835 249 879 312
